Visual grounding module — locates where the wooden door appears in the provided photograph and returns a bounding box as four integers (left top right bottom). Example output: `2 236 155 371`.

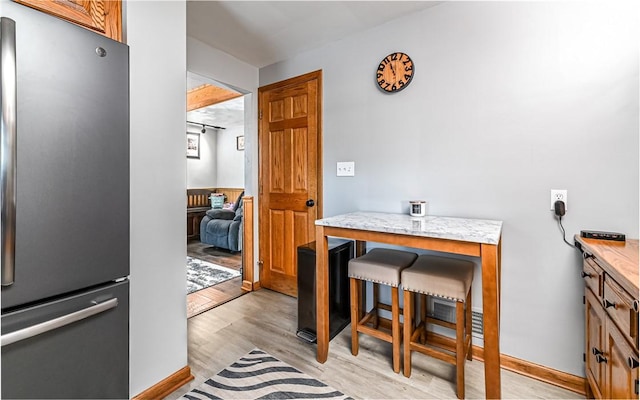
15 0 122 41
258 71 322 297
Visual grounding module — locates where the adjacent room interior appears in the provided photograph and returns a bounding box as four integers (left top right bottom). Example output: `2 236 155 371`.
185 72 247 318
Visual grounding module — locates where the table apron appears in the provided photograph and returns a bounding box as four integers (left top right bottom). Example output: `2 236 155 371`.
319 226 482 257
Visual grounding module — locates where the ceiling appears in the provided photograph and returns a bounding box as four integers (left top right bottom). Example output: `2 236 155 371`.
187 1 443 68
186 92 245 131
186 73 244 130
186 1 442 129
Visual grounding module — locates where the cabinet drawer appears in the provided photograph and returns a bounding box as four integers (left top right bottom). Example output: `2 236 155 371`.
603 274 638 348
584 257 603 297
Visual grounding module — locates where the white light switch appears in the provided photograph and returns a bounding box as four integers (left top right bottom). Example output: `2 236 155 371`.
337 161 355 177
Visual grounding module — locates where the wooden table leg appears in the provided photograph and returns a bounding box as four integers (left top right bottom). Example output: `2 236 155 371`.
315 225 329 363
355 240 367 320
481 242 501 399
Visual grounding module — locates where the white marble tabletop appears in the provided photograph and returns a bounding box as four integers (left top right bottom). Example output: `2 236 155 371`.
316 211 503 245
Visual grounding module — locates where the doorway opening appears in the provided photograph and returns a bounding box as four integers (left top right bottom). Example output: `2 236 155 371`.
186 71 247 318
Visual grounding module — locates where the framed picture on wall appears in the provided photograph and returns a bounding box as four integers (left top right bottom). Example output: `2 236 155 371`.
186 132 200 159
236 135 245 151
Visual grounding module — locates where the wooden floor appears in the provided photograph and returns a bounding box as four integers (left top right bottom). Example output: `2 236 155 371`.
186 240 244 318
167 289 583 399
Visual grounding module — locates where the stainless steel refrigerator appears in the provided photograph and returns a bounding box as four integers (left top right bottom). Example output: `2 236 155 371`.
1 2 129 398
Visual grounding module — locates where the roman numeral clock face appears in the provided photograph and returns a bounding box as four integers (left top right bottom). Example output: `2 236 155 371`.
376 52 414 93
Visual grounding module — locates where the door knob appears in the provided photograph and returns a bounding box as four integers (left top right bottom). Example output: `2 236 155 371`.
306 199 315 207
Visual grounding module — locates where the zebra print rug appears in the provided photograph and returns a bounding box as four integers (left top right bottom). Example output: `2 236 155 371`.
181 348 351 399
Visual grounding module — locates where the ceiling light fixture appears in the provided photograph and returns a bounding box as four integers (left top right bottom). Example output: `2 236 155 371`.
186 120 226 133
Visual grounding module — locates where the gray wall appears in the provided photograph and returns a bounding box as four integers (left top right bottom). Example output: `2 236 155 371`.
187 127 217 189
186 124 244 189
216 125 245 188
127 2 187 396
260 1 638 376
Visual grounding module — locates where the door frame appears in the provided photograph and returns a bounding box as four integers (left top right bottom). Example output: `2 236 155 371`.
257 70 323 289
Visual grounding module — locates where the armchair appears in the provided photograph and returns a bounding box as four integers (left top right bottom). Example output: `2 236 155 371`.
199 192 244 252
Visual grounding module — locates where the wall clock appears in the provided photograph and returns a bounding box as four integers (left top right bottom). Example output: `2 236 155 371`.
376 52 414 93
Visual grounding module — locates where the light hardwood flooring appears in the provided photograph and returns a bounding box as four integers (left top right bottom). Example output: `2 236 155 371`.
167 289 583 399
187 240 244 318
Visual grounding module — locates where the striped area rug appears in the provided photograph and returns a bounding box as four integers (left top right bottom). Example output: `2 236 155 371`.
182 348 351 399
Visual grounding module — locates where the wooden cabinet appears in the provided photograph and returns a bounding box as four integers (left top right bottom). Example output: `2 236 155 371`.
15 0 122 42
577 237 639 399
606 319 639 399
187 210 207 241
586 288 606 398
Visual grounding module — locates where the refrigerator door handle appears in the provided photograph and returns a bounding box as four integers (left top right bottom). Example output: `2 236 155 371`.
1 297 118 347
0 17 17 286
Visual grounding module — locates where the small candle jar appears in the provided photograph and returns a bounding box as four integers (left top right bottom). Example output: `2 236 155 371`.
409 201 427 217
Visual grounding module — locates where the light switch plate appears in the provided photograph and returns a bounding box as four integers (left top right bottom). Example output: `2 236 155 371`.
337 161 355 176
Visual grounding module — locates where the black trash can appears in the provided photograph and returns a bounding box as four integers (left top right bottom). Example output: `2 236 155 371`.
296 238 353 343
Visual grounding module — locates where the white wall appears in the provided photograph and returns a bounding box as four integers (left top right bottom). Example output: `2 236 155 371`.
187 127 217 189
127 2 187 396
260 1 639 376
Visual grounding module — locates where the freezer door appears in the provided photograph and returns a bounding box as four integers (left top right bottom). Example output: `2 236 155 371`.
1 3 129 307
1 280 129 399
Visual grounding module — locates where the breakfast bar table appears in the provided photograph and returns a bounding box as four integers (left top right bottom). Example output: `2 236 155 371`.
315 211 503 398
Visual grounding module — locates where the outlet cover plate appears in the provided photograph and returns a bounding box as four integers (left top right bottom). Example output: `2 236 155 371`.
550 189 568 211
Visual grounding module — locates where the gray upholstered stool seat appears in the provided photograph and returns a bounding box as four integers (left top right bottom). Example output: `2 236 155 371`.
401 254 474 399
401 255 474 301
348 248 418 286
348 248 418 374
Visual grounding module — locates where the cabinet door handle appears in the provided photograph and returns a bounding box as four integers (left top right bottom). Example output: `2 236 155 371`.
581 271 591 278
592 347 604 356
595 354 608 364
628 357 639 369
603 299 617 309
583 252 594 260
634 300 638 313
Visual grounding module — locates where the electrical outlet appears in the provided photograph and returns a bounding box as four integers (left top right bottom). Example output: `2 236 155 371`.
550 189 568 211
337 161 355 177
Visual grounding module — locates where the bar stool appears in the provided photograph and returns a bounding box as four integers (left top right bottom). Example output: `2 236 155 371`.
349 248 418 373
401 254 474 399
